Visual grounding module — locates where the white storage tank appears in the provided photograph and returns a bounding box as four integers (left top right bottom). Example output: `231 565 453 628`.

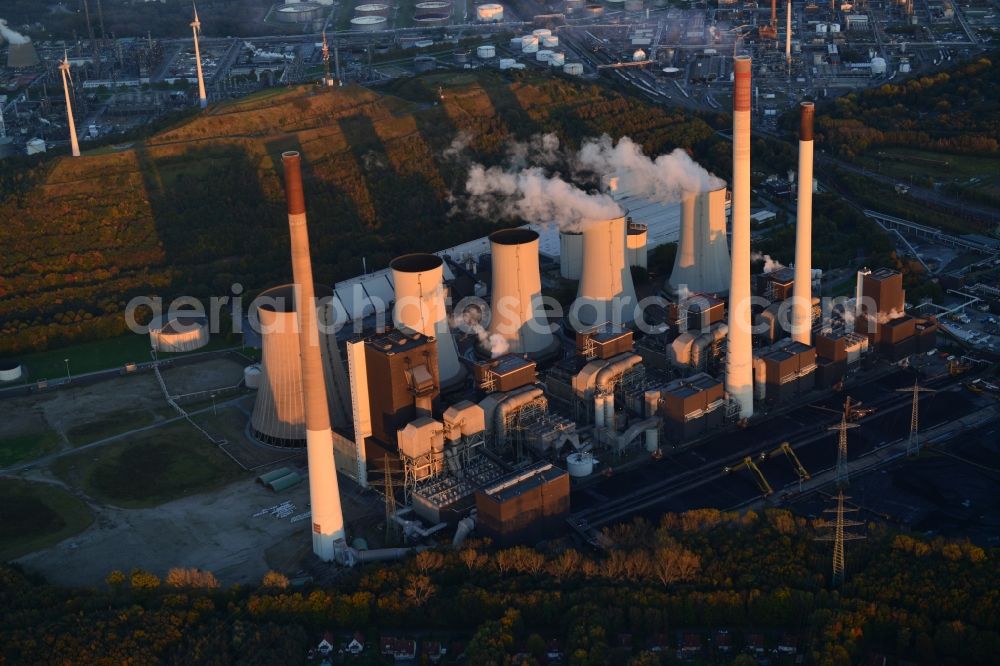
499 57 516 69
548 52 566 67
476 2 504 21
532 28 552 37
350 15 387 30
563 62 584 75
870 56 887 75
521 36 539 53
477 44 496 59
541 35 559 47
536 49 553 62
244 364 262 389
816 22 828 33
354 3 390 16
26 138 46 155
0 360 23 383
149 312 210 353
566 452 595 477
830 23 841 32
632 48 647 62
510 36 523 49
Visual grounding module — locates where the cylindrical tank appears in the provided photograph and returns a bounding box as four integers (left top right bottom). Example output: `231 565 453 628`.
354 2 390 16
559 229 583 279
548 52 565 67
583 4 604 16
499 57 516 69
563 62 584 75
149 313 210 352
632 48 647 62
414 55 436 72
536 49 553 62
477 44 496 59
816 22 828 33
532 28 552 37
566 452 595 477
565 0 584 11
275 2 324 23
476 2 504 21
454 49 470 64
243 364 262 389
350 15 387 30
413 13 450 25
830 23 841 32
486 228 557 357
0 360 23 382
645 428 658 452
870 56 887 75
605 0 626 7
521 38 539 54
541 35 559 48
415 0 452 16
510 36 523 49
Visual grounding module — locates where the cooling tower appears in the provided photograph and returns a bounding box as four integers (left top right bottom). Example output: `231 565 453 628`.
791 102 815 345
487 228 559 358
668 188 731 296
559 230 583 280
282 151 345 560
249 283 352 447
6 41 40 69
390 253 465 389
725 56 754 419
571 215 638 328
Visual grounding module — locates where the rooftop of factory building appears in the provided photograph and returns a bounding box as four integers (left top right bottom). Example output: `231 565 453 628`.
784 340 814 355
682 293 725 311
869 267 901 281
482 354 536 376
664 372 722 397
763 267 795 285
762 349 796 363
882 313 915 329
479 462 566 503
582 322 632 343
365 328 435 353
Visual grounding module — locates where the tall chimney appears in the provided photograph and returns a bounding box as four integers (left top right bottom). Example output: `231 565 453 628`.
390 253 465 388
283 151 345 561
191 3 207 109
571 215 638 329
59 52 80 158
726 55 754 419
487 228 558 357
791 102 815 345
785 0 792 68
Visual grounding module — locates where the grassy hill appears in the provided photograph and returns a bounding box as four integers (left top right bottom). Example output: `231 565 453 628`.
0 70 718 356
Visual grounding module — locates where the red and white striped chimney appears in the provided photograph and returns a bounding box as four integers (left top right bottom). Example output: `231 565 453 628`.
791 102 815 345
726 55 754 419
283 151 345 561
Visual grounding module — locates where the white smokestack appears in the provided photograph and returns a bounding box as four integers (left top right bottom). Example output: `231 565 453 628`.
487 228 558 357
669 187 731 296
390 253 465 388
58 53 80 158
282 151 345 562
726 55 754 419
191 3 207 109
571 215 638 328
785 0 792 68
791 102 815 345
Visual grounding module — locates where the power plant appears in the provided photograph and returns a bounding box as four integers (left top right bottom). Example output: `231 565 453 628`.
571 215 639 328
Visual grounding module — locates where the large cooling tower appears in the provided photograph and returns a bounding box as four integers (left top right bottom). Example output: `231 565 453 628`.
791 102 815 345
487 228 559 358
282 151 346 560
250 284 352 446
390 253 465 389
6 41 40 69
571 215 638 328
725 56 754 419
668 187 731 296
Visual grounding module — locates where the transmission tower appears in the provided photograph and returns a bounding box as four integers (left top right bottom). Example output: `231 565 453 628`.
828 397 859 487
814 492 866 587
370 454 402 544
896 379 935 456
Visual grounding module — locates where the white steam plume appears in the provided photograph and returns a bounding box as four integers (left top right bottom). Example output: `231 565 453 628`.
0 19 30 45
451 309 509 358
465 164 622 229
443 131 472 160
875 308 905 324
751 251 786 273
576 135 724 201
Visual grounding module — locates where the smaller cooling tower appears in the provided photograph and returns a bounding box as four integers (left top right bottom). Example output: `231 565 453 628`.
559 230 583 280
570 215 638 328
6 40 40 69
487 228 559 358
390 253 465 389
668 187 731 296
250 284 352 447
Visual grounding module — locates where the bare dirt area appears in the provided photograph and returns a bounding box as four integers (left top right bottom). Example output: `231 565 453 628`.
160 357 247 397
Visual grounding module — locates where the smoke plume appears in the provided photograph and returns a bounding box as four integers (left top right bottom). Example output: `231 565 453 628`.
751 251 786 273
875 308 905 324
443 131 473 160
465 164 622 229
0 19 29 45
575 135 724 201
452 308 509 358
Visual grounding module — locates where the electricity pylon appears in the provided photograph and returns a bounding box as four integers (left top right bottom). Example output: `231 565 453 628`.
815 492 866 587
896 379 935 456
829 397 859 487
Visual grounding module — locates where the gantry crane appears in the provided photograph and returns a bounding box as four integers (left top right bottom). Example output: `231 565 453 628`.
762 441 810 485
724 455 774 497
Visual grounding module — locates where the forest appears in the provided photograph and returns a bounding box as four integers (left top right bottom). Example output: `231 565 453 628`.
0 508 995 664
0 71 719 356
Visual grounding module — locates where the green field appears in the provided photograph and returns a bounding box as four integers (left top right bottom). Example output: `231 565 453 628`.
65 411 165 448
5 334 239 386
0 479 93 561
0 431 62 468
51 420 247 509
856 147 1000 183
